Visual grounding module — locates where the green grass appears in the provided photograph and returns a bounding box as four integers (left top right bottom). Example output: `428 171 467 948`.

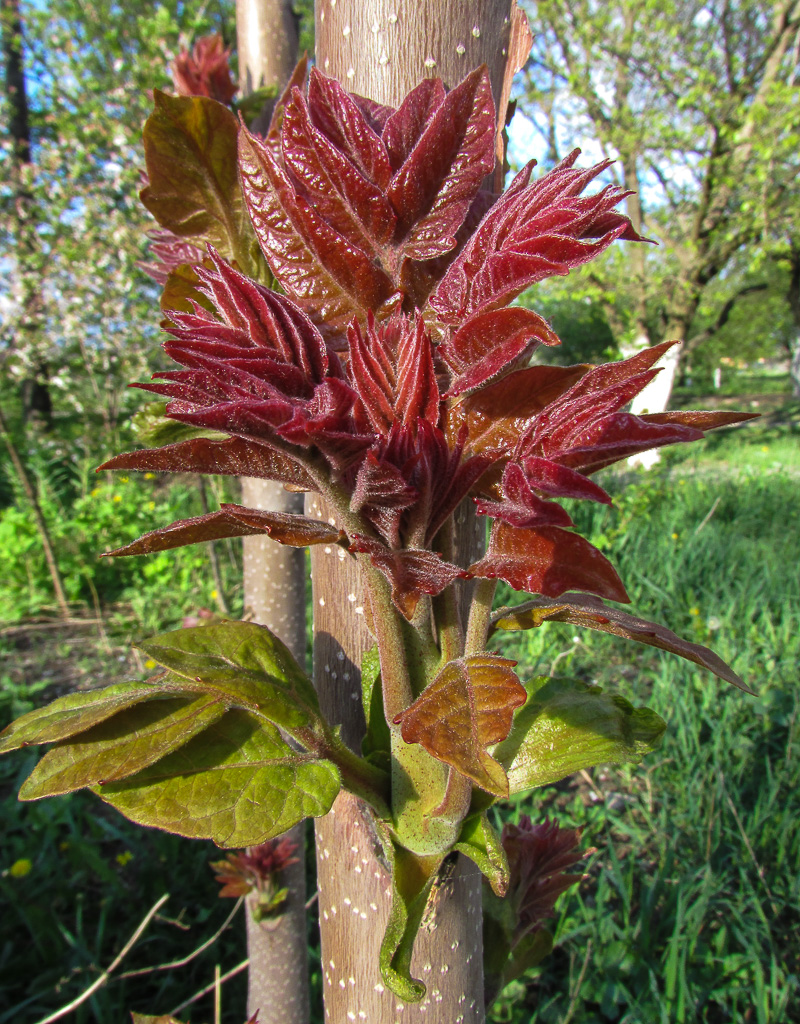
2 418 799 1022
490 427 800 1023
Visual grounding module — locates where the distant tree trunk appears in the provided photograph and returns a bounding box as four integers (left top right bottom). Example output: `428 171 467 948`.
310 5 530 1021
787 245 800 399
235 4 309 1023
2 0 51 427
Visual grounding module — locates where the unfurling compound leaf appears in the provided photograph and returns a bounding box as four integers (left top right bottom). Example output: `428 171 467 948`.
98 709 340 847
19 697 226 799
469 522 629 604
494 676 666 795
491 593 752 692
106 504 345 557
394 655 526 795
0 682 166 754
454 813 509 896
136 621 325 739
141 91 257 274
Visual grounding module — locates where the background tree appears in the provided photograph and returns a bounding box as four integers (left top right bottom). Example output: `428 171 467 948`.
519 0 800 423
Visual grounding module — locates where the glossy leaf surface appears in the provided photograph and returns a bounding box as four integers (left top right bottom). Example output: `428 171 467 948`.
494 676 666 795
394 655 526 795
454 813 509 896
469 522 629 603
20 696 226 799
98 709 340 847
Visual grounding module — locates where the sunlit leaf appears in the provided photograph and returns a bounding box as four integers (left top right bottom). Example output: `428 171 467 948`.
494 676 666 795
455 813 509 896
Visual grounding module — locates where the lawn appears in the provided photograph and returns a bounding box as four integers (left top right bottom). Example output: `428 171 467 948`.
1 403 798 1023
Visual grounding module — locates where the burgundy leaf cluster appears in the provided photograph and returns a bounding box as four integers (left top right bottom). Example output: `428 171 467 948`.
210 836 300 899
108 63 750 618
172 34 237 106
502 816 586 942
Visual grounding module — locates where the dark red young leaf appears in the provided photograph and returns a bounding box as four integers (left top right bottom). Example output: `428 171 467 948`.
238 127 396 339
264 55 309 149
388 67 496 260
520 456 612 504
282 88 397 251
306 68 392 189
393 655 526 795
382 78 445 170
441 307 561 397
491 593 753 693
98 436 315 491
349 536 467 620
475 463 573 529
430 150 646 323
469 522 629 603
168 247 330 384
105 504 345 557
348 312 439 436
350 450 419 548
640 410 760 430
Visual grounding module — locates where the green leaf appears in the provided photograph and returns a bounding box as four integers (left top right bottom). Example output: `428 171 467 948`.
19 696 226 800
379 841 442 1003
137 621 326 741
140 91 256 273
98 709 340 847
361 644 391 764
454 813 509 897
131 401 224 449
0 682 163 754
494 676 666 795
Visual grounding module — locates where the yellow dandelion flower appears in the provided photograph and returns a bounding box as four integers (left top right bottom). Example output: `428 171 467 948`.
112 494 122 503
116 851 134 867
120 476 129 483
147 501 156 511
761 445 769 453
144 659 157 670
690 607 700 616
671 532 679 540
9 858 32 878
90 488 100 498
210 589 219 601
144 472 156 480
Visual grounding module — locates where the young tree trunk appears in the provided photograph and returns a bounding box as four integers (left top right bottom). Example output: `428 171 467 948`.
235 5 309 1022
310 5 530 1021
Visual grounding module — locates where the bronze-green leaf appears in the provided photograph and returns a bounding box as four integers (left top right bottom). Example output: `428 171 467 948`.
98 709 340 847
0 682 164 754
491 593 753 693
141 91 253 272
494 676 666 795
136 621 325 740
394 655 526 796
19 697 226 799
